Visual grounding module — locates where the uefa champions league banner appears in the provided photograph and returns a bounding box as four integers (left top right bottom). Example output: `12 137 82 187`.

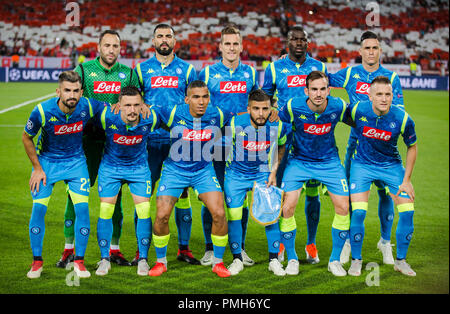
0 67 64 82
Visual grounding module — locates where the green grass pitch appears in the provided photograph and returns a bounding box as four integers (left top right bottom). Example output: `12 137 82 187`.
0 82 448 294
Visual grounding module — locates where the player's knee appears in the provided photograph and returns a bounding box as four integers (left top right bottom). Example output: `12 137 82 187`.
135 202 151 219
99 202 115 219
334 198 349 216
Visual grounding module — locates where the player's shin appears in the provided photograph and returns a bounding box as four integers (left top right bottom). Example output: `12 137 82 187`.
305 186 321 245
227 206 243 259
174 196 192 249
111 190 124 247
201 204 213 250
97 202 115 259
279 216 298 261
63 195 75 245
135 202 152 259
29 199 49 257
330 213 350 262
241 198 249 249
265 222 282 260
377 188 394 241
349 203 368 260
71 191 90 259
395 203 414 260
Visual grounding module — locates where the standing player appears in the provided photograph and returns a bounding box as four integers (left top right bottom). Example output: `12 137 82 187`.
346 76 417 276
23 71 106 279
135 24 199 265
278 71 351 276
148 81 231 278
329 31 404 265
224 89 288 276
198 25 259 267
262 26 328 264
95 86 158 276
58 30 140 268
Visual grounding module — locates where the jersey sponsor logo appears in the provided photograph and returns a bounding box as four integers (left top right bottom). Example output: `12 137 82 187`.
304 123 332 135
287 75 307 87
93 81 122 94
220 81 247 93
54 121 83 135
113 134 143 145
243 140 270 151
355 82 370 95
151 76 179 88
182 129 212 141
362 126 392 141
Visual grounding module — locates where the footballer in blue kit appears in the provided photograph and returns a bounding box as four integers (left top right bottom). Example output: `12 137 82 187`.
22 71 106 279
223 89 288 276
95 86 159 276
134 24 199 265
197 25 259 266
345 76 418 277
278 71 351 276
329 31 405 265
262 26 328 263
149 80 233 278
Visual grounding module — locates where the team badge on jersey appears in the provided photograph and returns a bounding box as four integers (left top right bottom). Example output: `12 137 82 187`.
118 72 126 79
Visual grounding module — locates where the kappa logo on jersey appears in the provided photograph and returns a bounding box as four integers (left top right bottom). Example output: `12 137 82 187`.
355 82 370 95
243 140 270 151
94 81 121 94
353 73 361 79
113 133 143 145
299 114 307 120
89 72 98 77
359 116 368 122
151 76 179 88
49 116 58 122
54 121 83 135
362 126 392 141
287 75 307 87
177 120 187 126
109 124 118 130
281 68 290 73
182 129 212 141
304 123 332 135
220 81 247 93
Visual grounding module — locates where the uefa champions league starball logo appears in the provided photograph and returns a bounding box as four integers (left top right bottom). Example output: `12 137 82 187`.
26 119 33 130
9 68 21 81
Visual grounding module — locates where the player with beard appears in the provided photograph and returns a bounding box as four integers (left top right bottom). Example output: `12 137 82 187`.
57 30 140 268
135 24 199 266
262 26 328 266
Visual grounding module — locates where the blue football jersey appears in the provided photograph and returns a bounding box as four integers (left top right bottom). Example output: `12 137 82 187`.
99 107 159 167
24 97 106 160
198 60 258 116
135 55 197 143
278 95 348 162
348 101 416 166
329 64 404 108
226 113 288 177
262 54 328 109
154 103 230 172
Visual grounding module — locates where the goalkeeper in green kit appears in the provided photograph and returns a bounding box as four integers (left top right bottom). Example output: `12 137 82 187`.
56 30 140 267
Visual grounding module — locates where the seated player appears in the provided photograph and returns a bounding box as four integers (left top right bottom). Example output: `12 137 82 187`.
149 80 232 278
224 89 288 276
95 86 158 276
346 76 417 277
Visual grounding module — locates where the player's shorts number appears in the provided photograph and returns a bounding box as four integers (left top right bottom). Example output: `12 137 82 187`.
341 179 348 193
146 180 152 194
213 176 221 189
80 178 90 192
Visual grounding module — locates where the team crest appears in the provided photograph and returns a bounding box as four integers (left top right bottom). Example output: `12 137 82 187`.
210 118 216 125
330 113 337 120
118 72 126 79
80 111 87 118
244 72 250 78
390 122 396 128
176 68 182 74
142 126 148 132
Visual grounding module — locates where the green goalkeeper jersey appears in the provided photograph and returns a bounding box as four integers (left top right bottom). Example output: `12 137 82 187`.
74 57 140 104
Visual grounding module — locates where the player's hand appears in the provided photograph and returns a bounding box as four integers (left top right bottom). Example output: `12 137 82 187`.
30 168 46 193
269 108 280 122
140 103 151 119
266 172 277 187
396 180 415 202
110 102 120 114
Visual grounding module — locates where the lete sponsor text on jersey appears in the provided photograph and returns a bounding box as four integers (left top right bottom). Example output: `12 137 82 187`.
356 82 370 95
304 123 332 135
54 121 83 135
94 81 122 94
182 129 213 141
243 140 270 151
287 75 307 87
113 133 143 145
151 76 179 88
362 126 392 141
220 81 247 93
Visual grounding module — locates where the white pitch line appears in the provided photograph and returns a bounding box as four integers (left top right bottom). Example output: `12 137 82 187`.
0 93 56 114
0 124 23 127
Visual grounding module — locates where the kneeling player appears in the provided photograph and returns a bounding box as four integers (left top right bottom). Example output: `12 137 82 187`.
95 86 158 276
149 81 232 278
278 71 352 276
347 76 417 277
224 89 288 276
